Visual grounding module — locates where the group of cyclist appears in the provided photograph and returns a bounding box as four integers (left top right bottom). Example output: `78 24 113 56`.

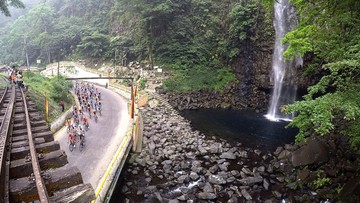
67 81 103 151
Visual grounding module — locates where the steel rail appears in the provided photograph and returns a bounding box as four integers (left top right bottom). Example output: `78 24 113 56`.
0 85 14 202
0 86 8 107
20 88 50 202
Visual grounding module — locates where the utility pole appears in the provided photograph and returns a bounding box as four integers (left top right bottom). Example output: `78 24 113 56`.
24 36 30 78
114 49 118 76
57 51 60 79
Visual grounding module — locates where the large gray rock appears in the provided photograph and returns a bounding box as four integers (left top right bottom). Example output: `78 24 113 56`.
291 138 329 167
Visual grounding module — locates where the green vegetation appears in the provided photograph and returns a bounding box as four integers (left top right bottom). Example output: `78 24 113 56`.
138 78 147 90
1 0 359 151
164 66 237 93
23 71 73 122
260 0 360 149
0 0 270 92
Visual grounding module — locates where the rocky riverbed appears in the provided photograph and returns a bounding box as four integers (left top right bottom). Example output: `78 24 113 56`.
117 97 360 203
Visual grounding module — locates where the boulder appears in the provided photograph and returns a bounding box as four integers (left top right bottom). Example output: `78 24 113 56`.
291 138 329 167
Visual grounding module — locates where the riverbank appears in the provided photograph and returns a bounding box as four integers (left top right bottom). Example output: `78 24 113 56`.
115 94 360 202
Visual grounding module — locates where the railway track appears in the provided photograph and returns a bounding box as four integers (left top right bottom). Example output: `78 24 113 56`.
0 85 94 202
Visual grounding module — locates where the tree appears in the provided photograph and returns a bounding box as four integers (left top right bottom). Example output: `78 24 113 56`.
0 0 25 16
265 0 360 149
76 31 110 59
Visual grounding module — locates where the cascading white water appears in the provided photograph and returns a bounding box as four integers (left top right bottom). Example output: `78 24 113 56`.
265 0 302 122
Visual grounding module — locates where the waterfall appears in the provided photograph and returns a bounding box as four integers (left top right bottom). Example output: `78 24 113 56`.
265 0 302 122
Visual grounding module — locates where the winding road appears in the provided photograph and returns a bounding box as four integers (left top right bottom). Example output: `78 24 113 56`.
54 69 130 190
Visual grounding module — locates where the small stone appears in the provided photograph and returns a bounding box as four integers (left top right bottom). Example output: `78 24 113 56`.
208 175 227 185
203 182 214 193
220 152 236 159
254 149 262 155
177 175 190 184
209 165 219 174
189 172 199 180
272 191 282 199
257 166 266 173
238 176 263 186
274 147 283 156
145 177 152 183
219 162 229 171
177 194 188 201
241 189 252 200
121 185 128 193
242 167 252 175
263 178 270 190
227 196 238 203
238 151 248 158
197 192 217 200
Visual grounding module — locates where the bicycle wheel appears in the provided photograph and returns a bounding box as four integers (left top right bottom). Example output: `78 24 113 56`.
69 142 74 152
79 142 84 152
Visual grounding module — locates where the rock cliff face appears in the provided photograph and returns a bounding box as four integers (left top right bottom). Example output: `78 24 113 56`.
163 20 319 112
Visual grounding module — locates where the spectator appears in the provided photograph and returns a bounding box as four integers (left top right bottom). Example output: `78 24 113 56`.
60 100 65 112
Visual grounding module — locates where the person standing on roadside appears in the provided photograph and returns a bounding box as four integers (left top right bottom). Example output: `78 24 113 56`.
60 100 65 112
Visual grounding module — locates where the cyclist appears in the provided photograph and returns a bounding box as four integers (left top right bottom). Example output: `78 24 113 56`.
93 110 98 122
68 133 76 145
66 118 71 132
98 102 102 116
83 116 89 127
78 126 85 142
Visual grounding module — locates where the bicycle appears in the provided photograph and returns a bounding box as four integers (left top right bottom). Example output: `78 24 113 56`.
79 135 85 152
84 122 89 131
94 114 98 123
69 140 76 152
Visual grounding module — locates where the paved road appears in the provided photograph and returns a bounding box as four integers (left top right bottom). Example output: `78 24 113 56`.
55 85 130 189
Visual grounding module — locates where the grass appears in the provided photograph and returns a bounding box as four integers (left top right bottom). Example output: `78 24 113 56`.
163 65 238 93
23 71 74 123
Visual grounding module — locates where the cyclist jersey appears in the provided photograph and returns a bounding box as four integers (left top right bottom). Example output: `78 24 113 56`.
68 134 75 142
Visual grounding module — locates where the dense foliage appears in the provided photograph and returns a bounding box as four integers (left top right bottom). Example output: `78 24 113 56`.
2 0 358 149
0 0 113 66
261 0 360 149
0 0 273 92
